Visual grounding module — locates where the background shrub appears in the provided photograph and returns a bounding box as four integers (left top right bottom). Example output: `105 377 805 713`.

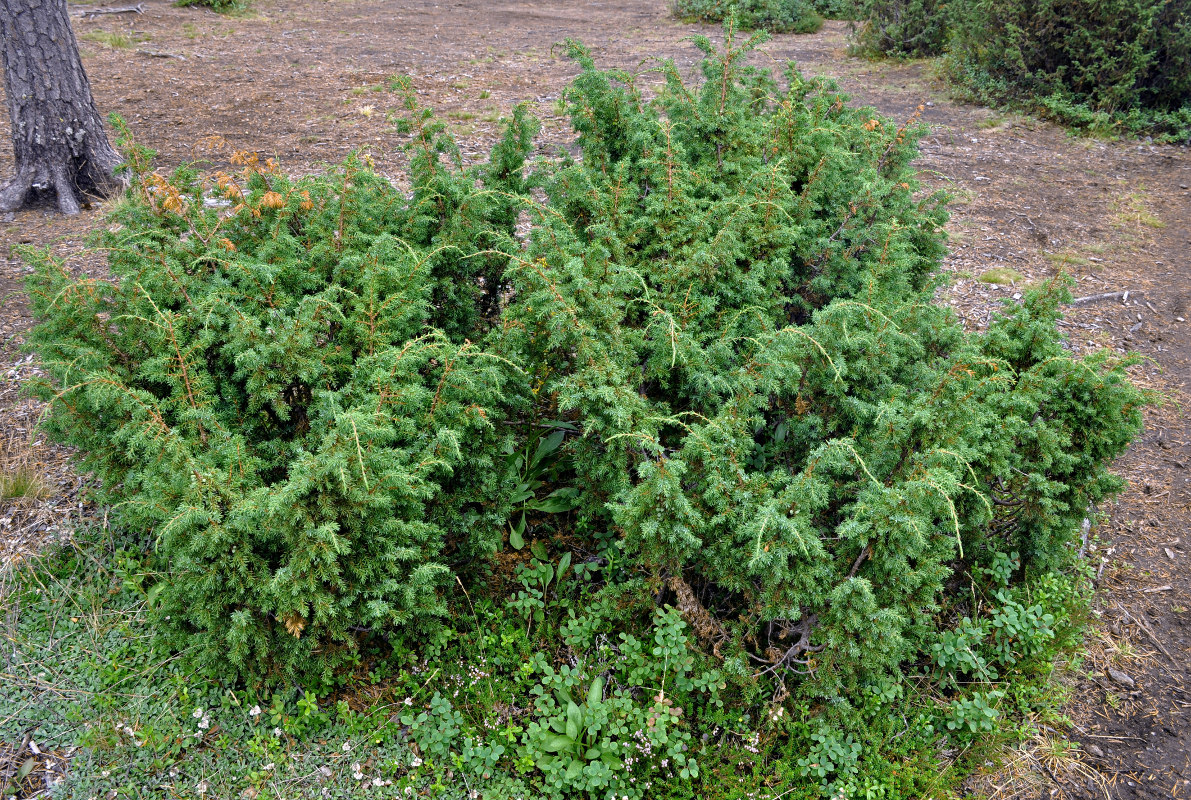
175 0 246 13
1143 1 1191 111
946 0 1191 140
849 0 951 57
671 0 827 33
850 0 1191 140
812 0 857 18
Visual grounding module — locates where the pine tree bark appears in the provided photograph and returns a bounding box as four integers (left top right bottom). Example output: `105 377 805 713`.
0 0 122 215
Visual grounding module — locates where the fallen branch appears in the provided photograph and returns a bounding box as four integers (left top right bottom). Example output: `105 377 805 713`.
1068 291 1132 307
80 3 143 17
136 50 186 60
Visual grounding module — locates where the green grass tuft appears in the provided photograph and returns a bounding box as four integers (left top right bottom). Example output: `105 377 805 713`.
979 267 1025 285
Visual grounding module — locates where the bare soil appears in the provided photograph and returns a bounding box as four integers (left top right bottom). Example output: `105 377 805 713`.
1 2 1189 797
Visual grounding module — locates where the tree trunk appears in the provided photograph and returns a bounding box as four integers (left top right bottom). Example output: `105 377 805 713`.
0 0 122 215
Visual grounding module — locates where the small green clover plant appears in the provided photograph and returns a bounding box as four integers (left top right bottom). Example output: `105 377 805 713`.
523 607 718 798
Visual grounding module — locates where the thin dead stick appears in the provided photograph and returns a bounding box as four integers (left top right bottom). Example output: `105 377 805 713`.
1133 612 1176 663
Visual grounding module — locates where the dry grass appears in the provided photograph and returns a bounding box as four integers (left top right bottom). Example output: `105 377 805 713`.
0 430 50 505
978 730 1111 800
1112 186 1166 230
966 651 1112 800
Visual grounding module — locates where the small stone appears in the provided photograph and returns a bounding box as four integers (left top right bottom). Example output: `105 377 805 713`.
1086 743 1105 758
1107 667 1135 688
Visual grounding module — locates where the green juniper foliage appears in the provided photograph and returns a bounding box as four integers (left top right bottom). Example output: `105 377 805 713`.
24 103 537 682
21 26 1148 800
502 28 1143 702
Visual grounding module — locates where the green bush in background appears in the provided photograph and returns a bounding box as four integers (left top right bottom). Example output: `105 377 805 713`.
850 0 1191 141
946 0 1191 140
849 0 951 57
175 0 246 13
671 0 828 33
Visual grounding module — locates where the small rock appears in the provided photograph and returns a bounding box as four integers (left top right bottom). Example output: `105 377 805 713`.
1085 743 1105 758
1108 667 1135 688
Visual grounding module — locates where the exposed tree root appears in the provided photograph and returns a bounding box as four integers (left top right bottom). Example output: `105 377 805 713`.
0 166 35 213
0 158 122 216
